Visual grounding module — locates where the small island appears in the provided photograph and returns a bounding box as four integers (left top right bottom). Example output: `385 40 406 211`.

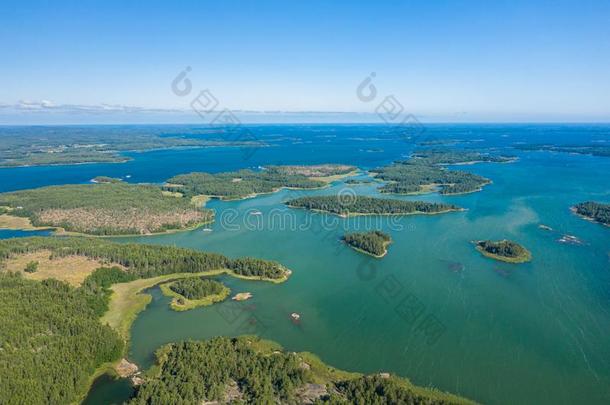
232 292 253 301
91 176 123 184
572 201 610 227
343 231 392 258
160 277 230 311
474 240 532 263
286 195 461 217
345 178 375 185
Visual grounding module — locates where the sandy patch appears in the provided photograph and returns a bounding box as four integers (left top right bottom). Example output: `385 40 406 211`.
0 214 51 231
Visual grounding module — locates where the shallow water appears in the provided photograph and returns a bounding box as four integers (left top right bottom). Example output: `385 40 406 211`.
2 124 609 404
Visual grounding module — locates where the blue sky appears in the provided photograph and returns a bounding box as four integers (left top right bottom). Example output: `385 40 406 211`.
1 0 609 123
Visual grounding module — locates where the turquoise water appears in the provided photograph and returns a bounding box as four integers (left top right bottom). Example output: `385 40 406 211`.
1 125 609 404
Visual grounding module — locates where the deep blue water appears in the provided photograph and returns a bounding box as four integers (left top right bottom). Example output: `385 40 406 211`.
1 124 609 192
0 229 52 238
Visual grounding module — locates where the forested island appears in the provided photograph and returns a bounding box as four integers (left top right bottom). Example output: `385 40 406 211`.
164 164 355 200
128 336 473 405
0 183 213 236
160 277 230 311
474 240 532 263
91 175 123 184
0 126 264 167
572 201 610 226
286 196 461 217
372 160 491 195
411 150 516 165
0 236 292 404
343 231 392 257
369 150 515 196
516 144 610 158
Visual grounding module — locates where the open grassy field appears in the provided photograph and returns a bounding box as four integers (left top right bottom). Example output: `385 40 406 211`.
1 250 125 285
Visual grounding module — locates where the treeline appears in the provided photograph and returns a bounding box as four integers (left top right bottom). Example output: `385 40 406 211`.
0 237 290 281
165 167 327 200
0 273 123 404
373 161 490 195
317 375 456 405
130 337 307 404
573 201 610 225
0 183 213 235
343 231 391 257
129 336 470 405
169 278 226 300
286 196 460 216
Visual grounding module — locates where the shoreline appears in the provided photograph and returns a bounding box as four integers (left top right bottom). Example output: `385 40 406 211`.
100 268 291 340
286 204 465 218
85 266 291 400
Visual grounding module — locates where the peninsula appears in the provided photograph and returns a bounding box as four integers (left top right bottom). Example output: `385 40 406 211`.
131 336 475 404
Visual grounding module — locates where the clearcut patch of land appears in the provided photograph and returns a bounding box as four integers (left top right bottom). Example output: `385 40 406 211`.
0 183 213 236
